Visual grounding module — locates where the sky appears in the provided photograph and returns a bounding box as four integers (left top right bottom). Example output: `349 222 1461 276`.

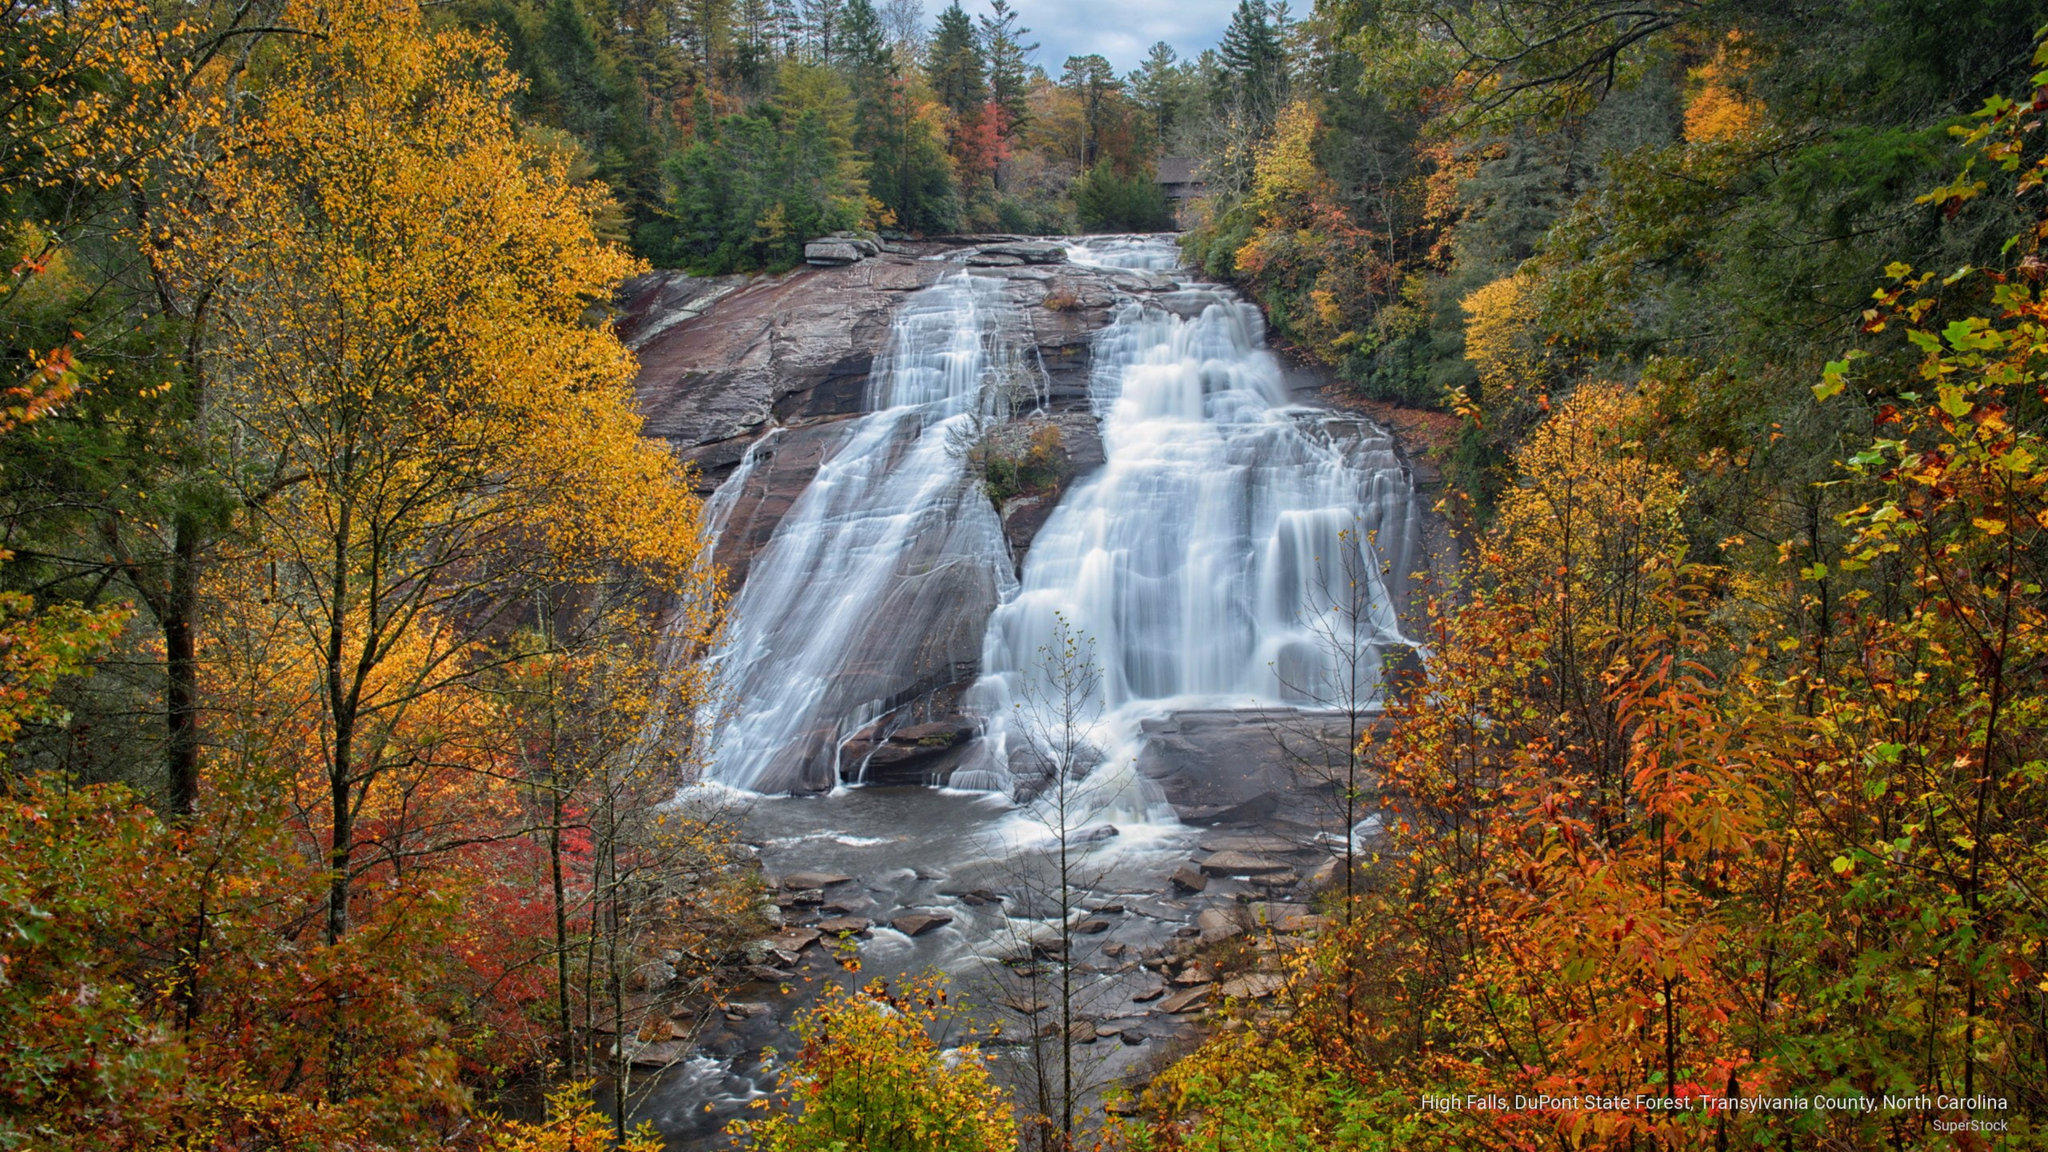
908 0 1240 75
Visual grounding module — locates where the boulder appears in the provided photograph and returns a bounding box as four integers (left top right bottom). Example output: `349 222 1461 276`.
1170 865 1208 893
977 241 1068 265
1074 918 1112 935
1159 985 1211 1014
966 253 1026 267
891 912 955 937
1200 833 1301 855
626 1040 689 1068
1131 981 1167 1003
815 916 873 935
1199 851 1292 876
722 1001 772 1019
1196 908 1243 944
822 231 883 257
1172 962 1215 986
781 871 854 890
629 958 676 991
1222 973 1285 1000
772 928 822 952
1307 858 1341 890
747 964 793 983
804 240 866 265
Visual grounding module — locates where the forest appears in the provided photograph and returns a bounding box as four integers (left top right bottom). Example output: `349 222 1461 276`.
2 0 2046 1149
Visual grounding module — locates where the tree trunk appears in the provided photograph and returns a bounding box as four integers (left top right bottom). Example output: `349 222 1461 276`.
165 513 201 816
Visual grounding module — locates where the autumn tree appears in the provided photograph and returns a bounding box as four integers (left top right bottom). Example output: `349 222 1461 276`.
151 0 714 951
733 976 1017 1152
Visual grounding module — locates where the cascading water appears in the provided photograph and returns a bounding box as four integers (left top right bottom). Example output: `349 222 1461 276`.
702 274 1018 793
965 238 1416 816
646 239 1428 1148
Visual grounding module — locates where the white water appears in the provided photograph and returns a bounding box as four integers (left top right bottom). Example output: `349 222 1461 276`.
702 274 1018 792
1066 234 1185 272
701 239 1415 804
963 239 1415 818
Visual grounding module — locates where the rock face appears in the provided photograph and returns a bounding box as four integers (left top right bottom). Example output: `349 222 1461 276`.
616 236 1448 797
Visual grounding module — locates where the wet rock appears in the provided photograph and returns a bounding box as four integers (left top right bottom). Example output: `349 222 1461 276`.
1200 833 1302 855
1131 981 1167 1003
781 871 854 890
1170 865 1208 893
1222 973 1285 1000
977 241 1068 264
1172 962 1215 986
1159 985 1212 1014
815 916 873 935
1277 912 1328 934
772 928 822 952
1074 918 1112 935
747 964 794 983
778 888 825 907
967 252 1026 267
1001 995 1048 1015
1199 851 1292 877
891 912 955 937
722 1001 772 1019
893 720 976 745
1250 870 1301 889
1103 942 1128 959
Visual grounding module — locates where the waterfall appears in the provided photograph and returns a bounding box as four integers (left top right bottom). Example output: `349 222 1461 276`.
963 238 1416 811
702 274 1018 793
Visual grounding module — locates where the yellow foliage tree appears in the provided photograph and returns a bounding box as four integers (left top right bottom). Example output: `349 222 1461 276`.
1683 34 1765 143
149 0 717 951
1459 271 1547 399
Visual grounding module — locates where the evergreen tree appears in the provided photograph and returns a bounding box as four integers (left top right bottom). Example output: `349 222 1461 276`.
1060 54 1118 169
836 0 890 78
801 0 841 62
927 2 986 119
770 0 801 56
1130 40 1191 142
1217 0 1284 127
978 0 1036 131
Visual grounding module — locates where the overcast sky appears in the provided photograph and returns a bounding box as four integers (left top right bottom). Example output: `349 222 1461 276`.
913 0 1239 75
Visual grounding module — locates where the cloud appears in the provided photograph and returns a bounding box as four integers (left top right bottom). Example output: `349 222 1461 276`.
923 0 1238 74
